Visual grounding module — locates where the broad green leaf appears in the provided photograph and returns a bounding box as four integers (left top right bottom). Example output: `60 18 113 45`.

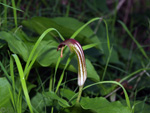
80 97 131 113
0 31 29 61
60 103 96 113
0 31 100 83
0 77 14 112
60 88 76 104
31 93 52 113
0 31 60 67
86 0 109 13
43 91 70 108
35 40 60 67
53 17 102 50
22 17 102 50
86 59 100 81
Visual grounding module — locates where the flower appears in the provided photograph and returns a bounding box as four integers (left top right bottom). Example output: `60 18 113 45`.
57 39 87 86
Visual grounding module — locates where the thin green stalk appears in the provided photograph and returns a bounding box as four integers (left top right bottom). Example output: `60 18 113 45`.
65 2 70 17
49 75 53 92
51 56 61 92
16 0 21 7
55 54 73 93
111 0 118 38
76 85 83 103
101 47 112 81
9 88 16 112
11 0 18 28
10 56 17 112
3 0 7 28
103 19 111 52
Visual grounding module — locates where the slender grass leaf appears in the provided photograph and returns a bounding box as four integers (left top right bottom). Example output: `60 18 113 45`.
118 20 149 59
12 54 33 113
0 2 23 12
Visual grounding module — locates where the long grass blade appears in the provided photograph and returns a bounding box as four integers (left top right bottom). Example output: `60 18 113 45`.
118 20 149 59
0 2 23 12
71 17 102 39
55 54 73 93
12 54 33 113
103 19 111 52
120 68 150 83
11 0 18 28
24 28 64 79
10 56 17 111
3 0 7 28
101 47 113 81
82 43 99 50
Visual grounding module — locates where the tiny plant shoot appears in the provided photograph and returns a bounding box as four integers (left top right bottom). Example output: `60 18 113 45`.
57 39 87 103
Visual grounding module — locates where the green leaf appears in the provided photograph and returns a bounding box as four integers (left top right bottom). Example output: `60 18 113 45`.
31 93 52 113
22 17 102 50
60 88 76 104
80 97 131 113
42 91 70 108
86 59 100 81
60 103 96 113
0 77 14 112
0 31 60 67
0 31 30 61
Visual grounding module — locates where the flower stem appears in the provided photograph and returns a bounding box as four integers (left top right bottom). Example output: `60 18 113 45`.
76 85 83 103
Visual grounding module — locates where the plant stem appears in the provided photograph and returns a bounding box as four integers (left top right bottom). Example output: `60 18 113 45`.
76 85 83 103
11 0 18 28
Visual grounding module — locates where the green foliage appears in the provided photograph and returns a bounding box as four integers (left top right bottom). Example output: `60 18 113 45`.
0 0 150 112
22 17 102 49
0 77 14 112
80 97 131 113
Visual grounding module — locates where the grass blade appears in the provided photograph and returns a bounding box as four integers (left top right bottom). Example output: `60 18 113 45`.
11 0 18 28
12 54 33 113
71 17 102 39
3 0 7 28
0 61 11 84
24 28 64 79
103 19 111 52
82 43 99 50
118 20 149 59
101 47 113 81
120 67 150 83
0 2 23 12
55 54 73 93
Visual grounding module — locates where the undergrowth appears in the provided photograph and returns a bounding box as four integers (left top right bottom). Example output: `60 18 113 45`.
0 0 150 113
